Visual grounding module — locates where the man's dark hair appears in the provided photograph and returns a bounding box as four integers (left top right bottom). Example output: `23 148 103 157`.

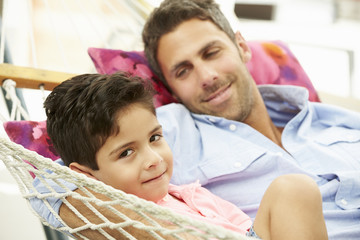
44 72 155 170
142 0 235 92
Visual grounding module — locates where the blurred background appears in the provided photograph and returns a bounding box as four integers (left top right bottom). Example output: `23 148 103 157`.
0 0 359 239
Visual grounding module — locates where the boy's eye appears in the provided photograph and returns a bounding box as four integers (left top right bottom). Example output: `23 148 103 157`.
119 149 133 158
150 134 161 142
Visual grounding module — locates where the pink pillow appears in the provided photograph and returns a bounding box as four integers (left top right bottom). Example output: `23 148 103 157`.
3 120 59 178
4 120 59 161
246 41 320 102
4 40 320 163
88 49 177 108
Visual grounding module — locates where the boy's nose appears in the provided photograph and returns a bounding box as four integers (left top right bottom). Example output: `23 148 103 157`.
145 147 163 169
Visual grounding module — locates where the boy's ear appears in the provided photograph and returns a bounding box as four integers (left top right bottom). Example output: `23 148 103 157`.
69 162 98 180
235 31 252 63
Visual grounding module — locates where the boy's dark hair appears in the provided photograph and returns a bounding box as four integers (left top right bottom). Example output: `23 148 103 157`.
44 72 155 170
142 0 235 92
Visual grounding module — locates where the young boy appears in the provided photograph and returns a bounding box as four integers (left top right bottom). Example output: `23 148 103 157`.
44 72 328 239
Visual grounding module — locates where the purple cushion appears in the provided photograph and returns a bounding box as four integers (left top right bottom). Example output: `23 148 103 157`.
88 49 177 108
4 120 59 161
3 120 59 178
246 41 320 102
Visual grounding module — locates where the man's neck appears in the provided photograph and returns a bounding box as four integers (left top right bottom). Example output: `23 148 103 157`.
244 92 284 148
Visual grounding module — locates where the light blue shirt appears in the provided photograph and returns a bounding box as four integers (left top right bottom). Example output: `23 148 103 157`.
158 85 360 240
32 85 360 239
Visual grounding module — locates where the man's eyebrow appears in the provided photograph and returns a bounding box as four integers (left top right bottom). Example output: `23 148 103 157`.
198 40 218 55
170 60 189 76
170 41 218 75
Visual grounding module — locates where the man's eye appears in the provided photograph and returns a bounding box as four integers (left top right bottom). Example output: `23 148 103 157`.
205 49 220 58
119 149 133 158
176 68 189 78
150 134 162 142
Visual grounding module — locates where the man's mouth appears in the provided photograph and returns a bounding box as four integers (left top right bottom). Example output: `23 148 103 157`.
203 83 232 104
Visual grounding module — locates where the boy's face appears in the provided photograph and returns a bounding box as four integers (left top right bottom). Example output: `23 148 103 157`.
92 104 173 203
157 18 255 122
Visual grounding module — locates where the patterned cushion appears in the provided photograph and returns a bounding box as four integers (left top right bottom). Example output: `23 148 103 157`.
3 40 320 163
3 120 59 178
246 41 320 102
88 49 177 108
4 120 59 161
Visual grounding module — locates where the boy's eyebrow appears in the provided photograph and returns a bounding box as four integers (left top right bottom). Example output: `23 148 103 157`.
170 41 218 75
108 142 133 157
151 124 163 133
108 124 163 157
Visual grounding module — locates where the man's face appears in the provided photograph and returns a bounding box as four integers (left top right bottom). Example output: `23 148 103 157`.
157 18 255 121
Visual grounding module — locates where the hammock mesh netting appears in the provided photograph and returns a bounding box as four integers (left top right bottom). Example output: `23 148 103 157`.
0 137 254 240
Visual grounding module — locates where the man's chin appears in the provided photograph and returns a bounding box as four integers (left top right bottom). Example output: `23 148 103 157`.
194 107 230 119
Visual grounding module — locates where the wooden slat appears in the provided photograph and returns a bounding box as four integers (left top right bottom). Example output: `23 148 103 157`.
0 63 77 91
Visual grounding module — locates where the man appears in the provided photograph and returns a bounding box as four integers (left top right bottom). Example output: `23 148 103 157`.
34 0 360 239
141 0 360 239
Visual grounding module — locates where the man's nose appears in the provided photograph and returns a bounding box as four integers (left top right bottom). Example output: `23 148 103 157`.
196 63 218 88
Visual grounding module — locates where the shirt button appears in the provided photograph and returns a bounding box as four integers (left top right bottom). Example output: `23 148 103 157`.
229 124 237 131
233 162 242 168
208 117 216 123
340 198 348 205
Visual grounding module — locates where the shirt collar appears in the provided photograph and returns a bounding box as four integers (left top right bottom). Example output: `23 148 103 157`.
258 84 309 112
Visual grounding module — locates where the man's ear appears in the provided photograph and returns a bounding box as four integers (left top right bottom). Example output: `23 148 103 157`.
69 162 98 180
235 31 252 63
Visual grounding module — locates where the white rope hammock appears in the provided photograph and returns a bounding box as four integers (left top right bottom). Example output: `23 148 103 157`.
0 137 254 239
1 80 31 121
